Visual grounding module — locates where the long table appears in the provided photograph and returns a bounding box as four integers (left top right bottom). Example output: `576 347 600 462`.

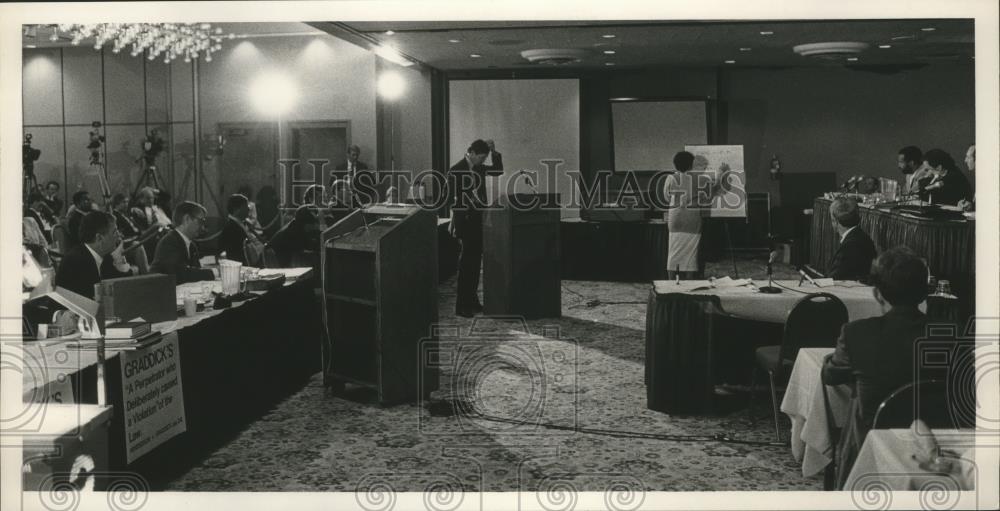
810 198 974 291
644 280 955 415
21 269 321 487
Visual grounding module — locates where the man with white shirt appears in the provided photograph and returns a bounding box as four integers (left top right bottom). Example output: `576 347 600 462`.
55 211 135 299
827 197 877 282
898 146 932 195
150 201 215 284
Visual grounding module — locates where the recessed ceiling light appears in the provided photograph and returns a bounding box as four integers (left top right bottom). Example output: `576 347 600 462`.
605 62 615 66
469 53 482 58
760 31 774 36
385 30 395 36
921 27 936 32
739 47 752 52
846 57 859 61
602 34 616 39
603 50 616 55
878 44 892 49
448 39 461 43
724 60 736 64
25 44 36 49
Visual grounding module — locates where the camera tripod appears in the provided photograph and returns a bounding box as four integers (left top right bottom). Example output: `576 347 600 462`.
131 161 163 199
23 167 39 202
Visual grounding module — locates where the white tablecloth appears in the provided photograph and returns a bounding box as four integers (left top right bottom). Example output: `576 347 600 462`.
844 429 976 491
651 280 886 323
780 347 853 477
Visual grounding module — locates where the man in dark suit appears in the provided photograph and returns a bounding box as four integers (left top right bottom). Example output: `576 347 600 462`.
267 204 319 267
828 197 876 281
55 211 135 299
822 247 929 488
331 144 379 207
64 191 93 250
448 139 491 317
219 194 251 263
150 201 215 284
917 148 972 206
43 180 64 218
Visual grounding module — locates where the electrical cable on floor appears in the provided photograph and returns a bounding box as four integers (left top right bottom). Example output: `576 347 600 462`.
430 400 788 448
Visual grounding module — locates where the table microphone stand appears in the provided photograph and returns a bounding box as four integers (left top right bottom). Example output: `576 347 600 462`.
759 251 782 294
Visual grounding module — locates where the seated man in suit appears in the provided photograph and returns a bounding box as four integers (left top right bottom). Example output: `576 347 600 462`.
822 246 929 488
219 194 250 263
43 180 64 218
55 211 136 299
897 145 931 196
828 197 876 281
918 148 972 206
64 190 94 250
149 201 215 284
267 204 319 267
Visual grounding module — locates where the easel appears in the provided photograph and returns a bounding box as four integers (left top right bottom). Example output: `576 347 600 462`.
722 219 740 279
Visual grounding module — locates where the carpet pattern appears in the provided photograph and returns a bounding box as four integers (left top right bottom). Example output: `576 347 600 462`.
165 260 822 492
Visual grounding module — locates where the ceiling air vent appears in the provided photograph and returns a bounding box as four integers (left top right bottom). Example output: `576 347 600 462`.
792 41 871 60
520 48 590 65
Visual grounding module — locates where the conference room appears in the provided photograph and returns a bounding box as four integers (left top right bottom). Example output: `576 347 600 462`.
8 3 997 509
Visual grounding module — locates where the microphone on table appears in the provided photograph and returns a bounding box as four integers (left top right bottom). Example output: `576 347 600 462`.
797 266 819 287
759 250 782 294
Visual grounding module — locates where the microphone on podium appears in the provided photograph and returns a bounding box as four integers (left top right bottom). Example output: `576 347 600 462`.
759 249 782 294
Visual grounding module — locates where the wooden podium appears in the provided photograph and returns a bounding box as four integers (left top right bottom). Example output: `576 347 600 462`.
483 193 561 319
320 204 438 403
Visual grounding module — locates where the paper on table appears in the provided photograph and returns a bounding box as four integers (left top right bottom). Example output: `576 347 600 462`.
712 277 751 288
814 278 835 288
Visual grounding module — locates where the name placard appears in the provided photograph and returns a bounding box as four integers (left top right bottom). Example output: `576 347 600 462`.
119 332 186 463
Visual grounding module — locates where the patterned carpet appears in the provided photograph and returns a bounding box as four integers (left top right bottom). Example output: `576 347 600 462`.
165 258 822 492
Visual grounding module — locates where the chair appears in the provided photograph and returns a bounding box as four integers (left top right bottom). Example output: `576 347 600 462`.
871 379 956 430
751 292 849 442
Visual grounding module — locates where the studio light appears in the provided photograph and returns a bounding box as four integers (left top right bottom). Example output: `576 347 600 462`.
249 72 298 117
377 71 406 100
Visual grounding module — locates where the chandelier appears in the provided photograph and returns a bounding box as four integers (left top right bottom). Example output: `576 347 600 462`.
52 23 234 64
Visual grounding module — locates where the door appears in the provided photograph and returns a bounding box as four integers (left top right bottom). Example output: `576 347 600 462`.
288 121 350 204
215 122 277 217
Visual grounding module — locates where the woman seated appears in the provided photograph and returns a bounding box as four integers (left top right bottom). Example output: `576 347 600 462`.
821 246 929 488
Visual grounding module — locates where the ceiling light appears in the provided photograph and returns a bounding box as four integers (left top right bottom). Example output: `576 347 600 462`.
448 39 460 43
846 57 859 61
793 41 870 59
469 53 481 58
878 44 892 49
373 45 414 67
603 50 616 55
25 44 37 49
385 30 395 36
921 27 936 32
50 23 231 64
739 47 752 52
605 62 615 66
760 31 774 36
521 48 590 65
602 34 616 39
724 60 736 64
377 71 406 100
249 72 298 116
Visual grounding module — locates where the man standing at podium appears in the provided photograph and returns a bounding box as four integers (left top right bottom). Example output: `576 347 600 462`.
449 139 492 317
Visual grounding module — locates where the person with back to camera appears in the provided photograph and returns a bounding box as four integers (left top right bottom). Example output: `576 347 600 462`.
663 151 722 280
827 196 877 282
821 246 930 488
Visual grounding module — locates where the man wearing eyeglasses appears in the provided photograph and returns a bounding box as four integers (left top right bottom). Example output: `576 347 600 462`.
55 211 136 299
150 201 215 284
